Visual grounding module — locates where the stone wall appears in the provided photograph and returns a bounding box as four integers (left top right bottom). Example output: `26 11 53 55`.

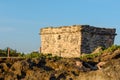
40 25 82 57
81 25 116 54
40 25 116 57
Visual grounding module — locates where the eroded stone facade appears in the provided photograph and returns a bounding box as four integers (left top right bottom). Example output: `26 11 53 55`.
40 25 116 57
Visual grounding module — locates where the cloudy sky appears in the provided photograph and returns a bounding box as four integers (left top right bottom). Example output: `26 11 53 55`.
0 0 120 53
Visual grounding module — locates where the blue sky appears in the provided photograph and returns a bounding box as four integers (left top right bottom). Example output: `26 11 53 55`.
0 0 120 53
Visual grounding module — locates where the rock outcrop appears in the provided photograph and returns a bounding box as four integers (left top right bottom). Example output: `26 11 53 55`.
0 48 120 80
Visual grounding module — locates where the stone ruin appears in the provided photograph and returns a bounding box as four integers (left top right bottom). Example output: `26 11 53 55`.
40 25 116 57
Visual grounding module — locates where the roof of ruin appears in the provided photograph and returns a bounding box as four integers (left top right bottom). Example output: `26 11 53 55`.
40 25 117 35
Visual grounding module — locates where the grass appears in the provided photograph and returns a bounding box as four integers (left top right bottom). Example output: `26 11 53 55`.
80 52 102 61
80 45 120 61
103 45 120 52
23 53 62 61
1 45 120 61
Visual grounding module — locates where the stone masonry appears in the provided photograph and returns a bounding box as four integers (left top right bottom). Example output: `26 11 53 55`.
40 25 116 57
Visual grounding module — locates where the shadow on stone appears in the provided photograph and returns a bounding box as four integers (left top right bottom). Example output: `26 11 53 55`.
17 71 26 79
56 73 66 80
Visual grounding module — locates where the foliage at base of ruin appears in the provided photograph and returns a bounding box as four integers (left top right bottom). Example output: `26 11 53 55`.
80 45 120 62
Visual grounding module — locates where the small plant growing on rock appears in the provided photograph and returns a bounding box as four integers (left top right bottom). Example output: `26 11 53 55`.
104 45 120 52
80 52 102 61
80 45 120 62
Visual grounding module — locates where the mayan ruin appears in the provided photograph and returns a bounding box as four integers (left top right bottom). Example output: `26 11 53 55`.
40 25 116 57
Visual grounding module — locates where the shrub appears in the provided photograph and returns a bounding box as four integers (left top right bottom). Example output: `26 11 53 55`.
80 45 120 61
53 56 62 61
24 52 42 58
104 45 120 52
80 52 102 61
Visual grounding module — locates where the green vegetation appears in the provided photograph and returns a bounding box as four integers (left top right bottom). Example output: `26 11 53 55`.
0 48 62 60
23 52 42 58
1 45 120 60
80 45 120 61
80 52 102 61
104 45 120 52
0 47 24 57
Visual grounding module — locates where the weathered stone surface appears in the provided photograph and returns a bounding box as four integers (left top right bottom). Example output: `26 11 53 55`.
40 25 116 57
92 47 103 54
0 54 120 80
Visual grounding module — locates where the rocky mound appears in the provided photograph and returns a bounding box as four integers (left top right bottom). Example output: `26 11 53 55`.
0 47 120 80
